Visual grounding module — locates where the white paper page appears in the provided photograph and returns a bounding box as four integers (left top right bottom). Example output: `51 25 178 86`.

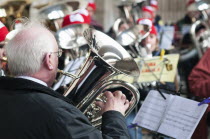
157 96 208 139
132 90 173 131
159 26 174 50
181 25 191 35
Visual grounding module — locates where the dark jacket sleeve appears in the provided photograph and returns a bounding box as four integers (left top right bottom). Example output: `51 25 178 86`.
188 48 210 98
101 111 130 139
51 105 130 139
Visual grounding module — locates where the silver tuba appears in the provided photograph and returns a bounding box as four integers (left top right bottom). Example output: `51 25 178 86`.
186 0 210 59
59 28 140 128
190 20 210 59
117 0 146 25
35 0 88 32
115 24 151 58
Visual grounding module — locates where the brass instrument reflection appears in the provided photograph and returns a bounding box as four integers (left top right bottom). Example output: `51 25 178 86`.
0 56 7 62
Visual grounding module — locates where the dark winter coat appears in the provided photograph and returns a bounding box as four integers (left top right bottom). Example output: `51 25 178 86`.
0 76 129 139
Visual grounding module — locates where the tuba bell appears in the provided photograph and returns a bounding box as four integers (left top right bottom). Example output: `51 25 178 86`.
117 0 146 26
58 28 140 128
115 24 151 58
35 0 88 32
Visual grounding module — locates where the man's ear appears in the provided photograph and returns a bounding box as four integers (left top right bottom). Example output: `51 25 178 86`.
44 53 54 70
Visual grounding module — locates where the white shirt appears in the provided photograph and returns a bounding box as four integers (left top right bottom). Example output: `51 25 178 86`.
17 76 48 87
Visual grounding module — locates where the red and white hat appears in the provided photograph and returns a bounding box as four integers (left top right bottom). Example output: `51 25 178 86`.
142 6 155 18
150 25 157 36
137 18 153 27
62 9 91 27
137 18 157 36
150 0 158 10
0 21 9 42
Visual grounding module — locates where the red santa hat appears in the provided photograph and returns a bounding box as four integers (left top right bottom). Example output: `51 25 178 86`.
137 18 157 36
137 18 153 27
0 21 9 42
150 25 157 36
62 9 91 27
150 0 158 10
142 6 155 18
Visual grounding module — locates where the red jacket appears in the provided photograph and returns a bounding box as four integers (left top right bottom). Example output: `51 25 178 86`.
189 48 210 99
188 48 210 139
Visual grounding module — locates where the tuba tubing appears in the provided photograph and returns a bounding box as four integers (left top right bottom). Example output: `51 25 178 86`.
57 28 141 128
58 68 140 128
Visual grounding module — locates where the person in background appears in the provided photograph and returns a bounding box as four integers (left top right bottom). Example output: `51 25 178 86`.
61 8 90 65
136 18 160 58
150 0 164 33
61 9 90 67
188 48 210 139
86 0 104 31
136 18 170 98
0 21 131 138
141 6 155 20
126 18 177 139
174 0 202 46
54 9 91 92
173 0 202 96
62 9 90 28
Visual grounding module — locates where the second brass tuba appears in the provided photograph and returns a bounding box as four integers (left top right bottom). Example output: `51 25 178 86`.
59 28 140 128
190 20 210 59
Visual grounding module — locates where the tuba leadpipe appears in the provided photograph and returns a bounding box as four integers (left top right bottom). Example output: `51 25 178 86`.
57 69 78 79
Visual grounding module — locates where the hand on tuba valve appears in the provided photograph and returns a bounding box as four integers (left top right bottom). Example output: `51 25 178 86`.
95 91 130 116
58 28 140 128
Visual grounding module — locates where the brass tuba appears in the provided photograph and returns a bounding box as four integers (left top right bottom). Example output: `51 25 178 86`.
58 28 140 128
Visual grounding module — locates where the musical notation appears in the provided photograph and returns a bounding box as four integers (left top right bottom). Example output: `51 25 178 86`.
133 91 171 131
158 96 208 139
133 90 208 139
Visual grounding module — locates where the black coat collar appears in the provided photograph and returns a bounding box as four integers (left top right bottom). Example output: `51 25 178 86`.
0 76 73 104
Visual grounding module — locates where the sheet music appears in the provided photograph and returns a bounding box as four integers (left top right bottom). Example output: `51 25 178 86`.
181 25 191 35
132 90 208 139
132 90 173 131
159 26 174 50
158 96 208 139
